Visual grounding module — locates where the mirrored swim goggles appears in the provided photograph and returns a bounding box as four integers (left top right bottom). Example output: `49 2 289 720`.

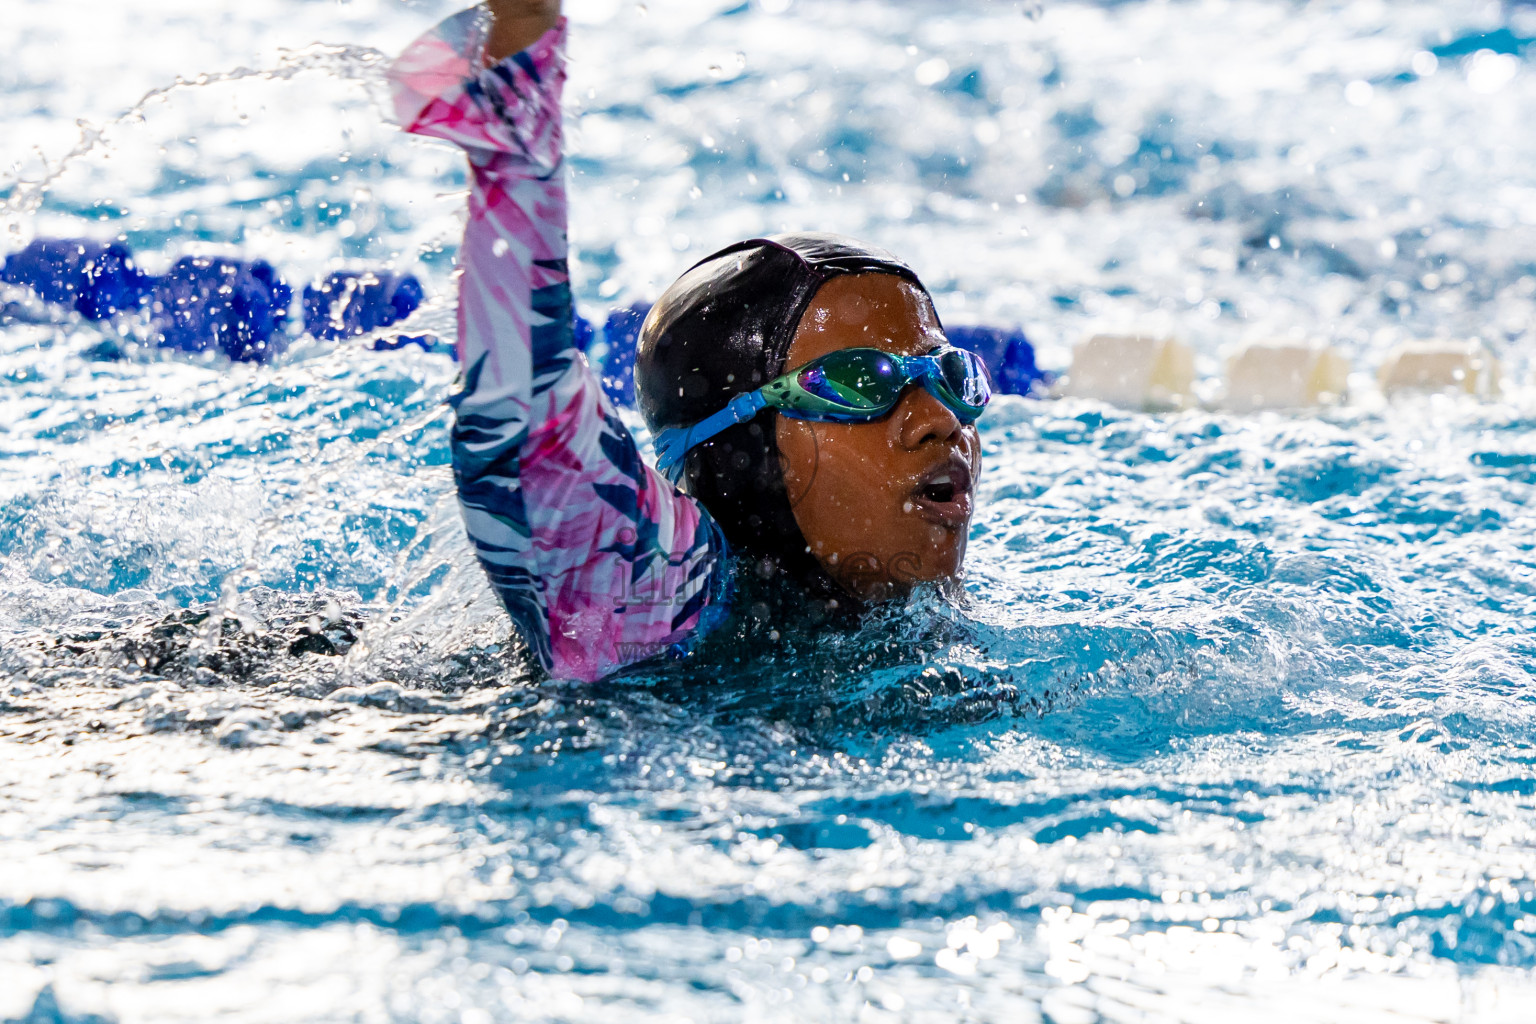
652 345 992 483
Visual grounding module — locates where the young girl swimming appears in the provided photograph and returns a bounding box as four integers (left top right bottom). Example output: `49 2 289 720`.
388 0 988 682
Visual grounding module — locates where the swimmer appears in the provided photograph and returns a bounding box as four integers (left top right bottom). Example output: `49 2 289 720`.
388 0 988 681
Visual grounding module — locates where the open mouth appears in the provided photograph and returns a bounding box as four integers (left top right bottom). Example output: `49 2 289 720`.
920 475 960 503
909 453 975 527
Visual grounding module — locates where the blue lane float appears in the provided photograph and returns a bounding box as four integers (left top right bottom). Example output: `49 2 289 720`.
153 256 293 362
1 237 1050 399
1 239 297 361
598 303 651 407
302 270 424 342
0 238 154 320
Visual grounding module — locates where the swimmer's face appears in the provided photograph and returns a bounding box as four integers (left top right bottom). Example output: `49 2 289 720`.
777 274 981 601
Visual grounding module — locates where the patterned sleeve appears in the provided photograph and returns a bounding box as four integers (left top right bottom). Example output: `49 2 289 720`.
387 8 731 682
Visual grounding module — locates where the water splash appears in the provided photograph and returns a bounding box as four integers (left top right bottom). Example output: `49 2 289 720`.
0 42 390 234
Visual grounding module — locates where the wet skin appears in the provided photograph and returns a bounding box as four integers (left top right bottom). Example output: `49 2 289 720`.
776 274 982 601
485 0 562 64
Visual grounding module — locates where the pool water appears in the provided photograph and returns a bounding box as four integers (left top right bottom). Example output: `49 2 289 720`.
4 0 1536 1020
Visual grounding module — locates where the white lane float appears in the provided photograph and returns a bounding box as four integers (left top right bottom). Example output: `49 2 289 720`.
1376 340 1502 400
1062 333 1196 411
1223 341 1351 412
1055 333 1514 413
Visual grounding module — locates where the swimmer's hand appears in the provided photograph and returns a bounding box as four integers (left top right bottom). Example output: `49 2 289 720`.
485 0 562 65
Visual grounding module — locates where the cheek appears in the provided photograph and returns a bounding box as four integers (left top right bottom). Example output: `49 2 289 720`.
808 425 898 503
780 420 895 504
777 420 820 504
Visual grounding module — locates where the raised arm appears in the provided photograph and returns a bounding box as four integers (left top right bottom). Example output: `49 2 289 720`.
388 4 732 681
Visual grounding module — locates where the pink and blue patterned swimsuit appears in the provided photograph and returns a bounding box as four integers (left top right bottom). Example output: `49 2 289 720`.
388 10 731 682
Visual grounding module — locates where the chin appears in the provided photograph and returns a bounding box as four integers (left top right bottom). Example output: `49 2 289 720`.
916 553 966 586
907 528 969 583
848 539 968 599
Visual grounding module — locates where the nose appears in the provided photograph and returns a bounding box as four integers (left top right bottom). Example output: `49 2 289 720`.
892 383 963 451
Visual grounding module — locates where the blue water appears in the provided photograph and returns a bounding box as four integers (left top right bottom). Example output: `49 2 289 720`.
5 0 1536 1020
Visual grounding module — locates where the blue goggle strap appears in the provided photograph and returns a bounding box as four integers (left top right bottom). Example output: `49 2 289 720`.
652 389 769 484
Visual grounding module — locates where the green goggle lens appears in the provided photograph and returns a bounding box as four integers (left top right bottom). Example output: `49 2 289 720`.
778 346 990 421
796 349 907 411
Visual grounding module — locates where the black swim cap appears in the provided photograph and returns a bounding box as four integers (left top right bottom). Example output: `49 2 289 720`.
635 231 933 596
